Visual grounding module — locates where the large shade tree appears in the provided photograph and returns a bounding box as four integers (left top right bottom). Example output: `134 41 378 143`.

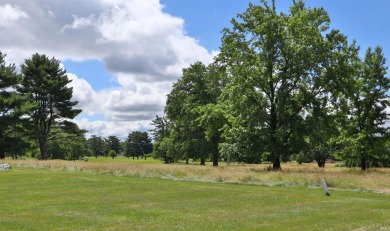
19 53 82 160
334 47 390 170
217 0 352 170
165 62 225 166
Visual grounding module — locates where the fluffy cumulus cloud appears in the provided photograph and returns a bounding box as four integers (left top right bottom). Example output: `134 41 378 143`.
0 4 29 27
0 0 215 139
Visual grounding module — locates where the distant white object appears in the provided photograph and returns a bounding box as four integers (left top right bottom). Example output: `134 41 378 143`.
0 163 11 170
321 179 330 196
84 157 89 162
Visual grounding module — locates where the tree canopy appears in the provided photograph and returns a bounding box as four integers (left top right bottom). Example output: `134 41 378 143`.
0 52 33 159
156 0 390 170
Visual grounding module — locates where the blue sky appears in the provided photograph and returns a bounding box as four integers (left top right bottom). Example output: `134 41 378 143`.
0 0 389 139
161 0 390 55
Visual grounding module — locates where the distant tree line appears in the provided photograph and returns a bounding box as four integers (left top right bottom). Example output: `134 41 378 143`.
151 0 390 170
86 132 153 160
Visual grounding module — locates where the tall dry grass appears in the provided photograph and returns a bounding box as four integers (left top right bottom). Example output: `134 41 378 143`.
6 159 390 193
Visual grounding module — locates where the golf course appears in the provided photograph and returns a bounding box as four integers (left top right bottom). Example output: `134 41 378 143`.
1 159 389 230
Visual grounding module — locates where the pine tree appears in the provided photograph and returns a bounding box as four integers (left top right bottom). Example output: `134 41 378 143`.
0 51 33 159
19 53 82 159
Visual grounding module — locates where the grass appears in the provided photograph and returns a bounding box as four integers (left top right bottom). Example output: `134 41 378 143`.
0 167 389 230
5 159 390 193
86 156 162 164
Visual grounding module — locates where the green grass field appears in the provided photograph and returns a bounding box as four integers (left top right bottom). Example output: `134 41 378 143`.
1 165 389 230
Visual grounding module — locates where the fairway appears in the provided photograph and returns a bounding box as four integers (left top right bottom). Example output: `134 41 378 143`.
1 167 389 231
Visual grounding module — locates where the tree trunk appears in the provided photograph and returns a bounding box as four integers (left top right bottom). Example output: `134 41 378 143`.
39 139 48 160
200 156 205 165
270 136 281 170
273 156 281 170
269 98 281 171
0 135 4 159
361 156 367 171
316 159 325 168
0 141 4 159
212 153 218 167
212 139 219 166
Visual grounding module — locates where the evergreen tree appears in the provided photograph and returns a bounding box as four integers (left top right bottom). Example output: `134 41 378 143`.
19 53 82 159
105 135 122 155
125 131 152 159
0 51 33 159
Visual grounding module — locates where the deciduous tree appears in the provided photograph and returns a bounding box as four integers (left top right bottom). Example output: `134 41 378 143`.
217 0 349 170
166 62 225 165
334 47 390 170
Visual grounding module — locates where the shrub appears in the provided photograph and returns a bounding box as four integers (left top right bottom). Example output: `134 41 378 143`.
108 150 117 159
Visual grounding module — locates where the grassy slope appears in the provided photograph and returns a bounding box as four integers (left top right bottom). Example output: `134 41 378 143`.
1 167 389 231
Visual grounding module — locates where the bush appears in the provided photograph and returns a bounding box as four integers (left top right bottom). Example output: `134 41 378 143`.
108 150 117 159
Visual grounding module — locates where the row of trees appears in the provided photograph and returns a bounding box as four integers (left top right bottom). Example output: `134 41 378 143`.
47 132 153 160
151 0 390 170
87 132 153 159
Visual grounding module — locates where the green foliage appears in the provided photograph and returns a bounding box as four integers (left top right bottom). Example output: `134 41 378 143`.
70 140 86 161
0 51 33 159
19 53 82 159
158 1 390 170
165 62 226 165
105 136 122 155
48 138 70 159
150 116 174 163
150 115 169 141
108 150 117 159
48 135 87 160
125 131 152 159
332 47 390 170
85 148 93 158
154 137 176 163
217 0 348 169
87 135 107 158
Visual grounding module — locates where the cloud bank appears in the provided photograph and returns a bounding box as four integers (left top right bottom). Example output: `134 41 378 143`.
0 0 215 139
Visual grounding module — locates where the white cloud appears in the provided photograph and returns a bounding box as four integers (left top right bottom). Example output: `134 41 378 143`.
0 0 215 138
0 4 29 27
74 118 152 140
61 14 96 31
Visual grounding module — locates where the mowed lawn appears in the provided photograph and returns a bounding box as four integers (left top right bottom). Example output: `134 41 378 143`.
1 167 389 231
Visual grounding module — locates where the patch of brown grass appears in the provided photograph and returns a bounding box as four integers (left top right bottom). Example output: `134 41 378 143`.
6 159 390 193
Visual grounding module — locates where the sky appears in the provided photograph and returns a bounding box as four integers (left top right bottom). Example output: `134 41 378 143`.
0 0 389 140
